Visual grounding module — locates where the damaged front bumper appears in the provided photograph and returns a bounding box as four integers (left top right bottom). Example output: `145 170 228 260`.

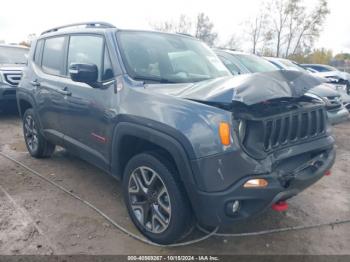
188 136 335 227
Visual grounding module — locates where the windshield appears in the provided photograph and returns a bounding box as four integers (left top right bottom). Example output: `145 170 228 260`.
320 65 338 72
117 31 230 83
234 54 278 73
0 46 28 64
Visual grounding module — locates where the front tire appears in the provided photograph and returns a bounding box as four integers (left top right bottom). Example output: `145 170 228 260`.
122 152 193 244
23 108 55 158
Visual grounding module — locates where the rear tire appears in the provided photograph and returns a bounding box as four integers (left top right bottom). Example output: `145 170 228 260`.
23 108 55 158
122 152 194 244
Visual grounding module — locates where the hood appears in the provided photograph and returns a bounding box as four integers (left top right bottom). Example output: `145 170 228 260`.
145 70 323 106
339 71 350 81
315 71 350 81
0 64 25 71
308 84 340 98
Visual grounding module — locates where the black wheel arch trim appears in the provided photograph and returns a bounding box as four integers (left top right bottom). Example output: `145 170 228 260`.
16 92 36 118
110 116 198 188
16 92 46 137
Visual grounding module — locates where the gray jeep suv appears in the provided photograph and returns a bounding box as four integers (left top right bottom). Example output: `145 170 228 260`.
0 44 28 110
17 22 335 244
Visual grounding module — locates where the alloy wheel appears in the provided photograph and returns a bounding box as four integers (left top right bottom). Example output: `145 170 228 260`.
24 115 39 152
128 166 171 234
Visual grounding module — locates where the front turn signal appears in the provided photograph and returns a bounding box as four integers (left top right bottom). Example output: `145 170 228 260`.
243 179 269 188
219 122 231 146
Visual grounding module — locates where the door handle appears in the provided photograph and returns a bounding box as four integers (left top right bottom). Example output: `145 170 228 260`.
30 80 41 87
57 87 72 96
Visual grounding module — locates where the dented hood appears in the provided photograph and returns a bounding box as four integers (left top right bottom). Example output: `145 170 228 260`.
145 70 323 106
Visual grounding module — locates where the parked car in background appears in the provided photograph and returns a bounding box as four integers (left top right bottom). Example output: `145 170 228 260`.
266 57 350 113
0 44 28 111
301 64 350 85
17 22 336 244
215 50 277 75
301 63 350 108
215 50 349 125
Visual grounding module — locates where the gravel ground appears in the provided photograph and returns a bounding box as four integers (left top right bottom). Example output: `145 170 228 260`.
0 109 349 255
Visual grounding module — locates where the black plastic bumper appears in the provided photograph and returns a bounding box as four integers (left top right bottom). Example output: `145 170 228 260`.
0 84 17 102
188 148 336 227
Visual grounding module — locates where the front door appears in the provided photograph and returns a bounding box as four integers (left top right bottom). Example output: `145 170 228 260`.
59 34 116 171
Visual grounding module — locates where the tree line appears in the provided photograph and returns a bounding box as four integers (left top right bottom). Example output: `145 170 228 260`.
150 0 330 60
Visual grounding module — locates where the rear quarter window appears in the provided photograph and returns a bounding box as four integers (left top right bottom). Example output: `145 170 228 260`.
34 40 44 65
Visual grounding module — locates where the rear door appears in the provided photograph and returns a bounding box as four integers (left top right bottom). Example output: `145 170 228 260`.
34 36 69 145
60 34 116 171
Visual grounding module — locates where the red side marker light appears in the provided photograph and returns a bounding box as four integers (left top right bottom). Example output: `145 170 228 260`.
324 170 331 176
91 132 107 143
272 201 289 212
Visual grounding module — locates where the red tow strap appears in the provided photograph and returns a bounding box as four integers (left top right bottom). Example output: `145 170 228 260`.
272 201 289 212
324 170 331 176
272 170 331 212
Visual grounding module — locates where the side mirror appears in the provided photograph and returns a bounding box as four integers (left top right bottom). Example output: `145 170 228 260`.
69 63 98 86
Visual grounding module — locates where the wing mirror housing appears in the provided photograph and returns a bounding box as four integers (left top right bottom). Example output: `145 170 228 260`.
69 63 98 86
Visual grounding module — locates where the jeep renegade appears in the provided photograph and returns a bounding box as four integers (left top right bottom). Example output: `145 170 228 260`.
17 22 335 244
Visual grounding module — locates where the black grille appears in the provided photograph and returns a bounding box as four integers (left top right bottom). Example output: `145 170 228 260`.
241 106 327 157
3 73 22 86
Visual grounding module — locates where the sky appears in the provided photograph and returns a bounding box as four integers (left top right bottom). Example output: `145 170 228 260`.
0 0 349 54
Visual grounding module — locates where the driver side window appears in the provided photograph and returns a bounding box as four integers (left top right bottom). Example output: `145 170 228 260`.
67 35 104 81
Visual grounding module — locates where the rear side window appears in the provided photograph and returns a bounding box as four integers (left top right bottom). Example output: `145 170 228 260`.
34 40 44 65
42 37 66 75
67 35 104 81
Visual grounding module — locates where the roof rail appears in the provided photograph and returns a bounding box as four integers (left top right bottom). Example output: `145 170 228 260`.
41 21 116 35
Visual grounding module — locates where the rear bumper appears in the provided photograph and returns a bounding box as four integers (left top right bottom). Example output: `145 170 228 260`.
188 147 335 227
327 107 349 125
0 84 17 102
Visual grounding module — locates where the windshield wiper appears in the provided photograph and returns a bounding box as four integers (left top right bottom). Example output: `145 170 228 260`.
191 77 213 83
133 76 178 84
